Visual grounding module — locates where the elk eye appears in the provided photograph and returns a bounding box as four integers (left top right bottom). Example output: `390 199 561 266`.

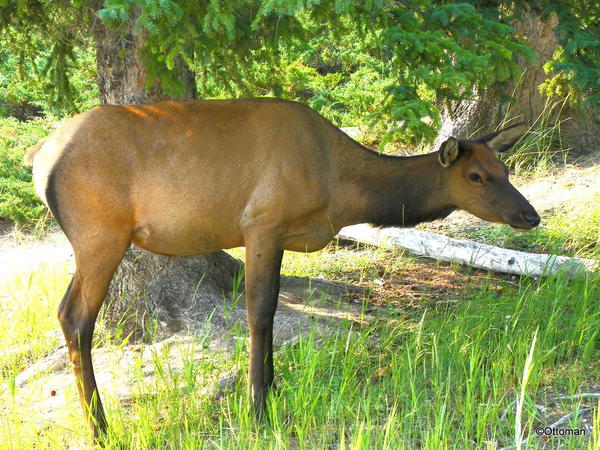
469 173 483 183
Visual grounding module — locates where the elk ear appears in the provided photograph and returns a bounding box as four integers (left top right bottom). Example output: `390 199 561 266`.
482 123 528 153
439 137 460 168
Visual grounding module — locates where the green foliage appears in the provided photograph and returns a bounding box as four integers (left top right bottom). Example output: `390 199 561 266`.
378 2 533 144
0 37 99 117
0 1 597 144
92 0 534 145
538 1 600 108
0 1 99 116
0 117 52 225
194 23 393 129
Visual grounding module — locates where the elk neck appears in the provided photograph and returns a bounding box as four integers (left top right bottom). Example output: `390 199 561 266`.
335 147 457 228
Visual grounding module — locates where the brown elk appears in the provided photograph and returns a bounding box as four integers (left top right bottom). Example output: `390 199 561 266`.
26 98 539 438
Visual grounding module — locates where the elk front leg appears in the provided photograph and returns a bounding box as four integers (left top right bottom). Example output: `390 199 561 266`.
264 250 283 390
244 239 283 417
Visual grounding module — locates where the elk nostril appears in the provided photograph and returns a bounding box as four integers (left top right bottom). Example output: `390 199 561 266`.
523 211 540 227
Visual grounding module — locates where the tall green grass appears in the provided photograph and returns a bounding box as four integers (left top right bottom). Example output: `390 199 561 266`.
1 252 598 448
0 261 70 374
469 195 600 258
500 91 570 175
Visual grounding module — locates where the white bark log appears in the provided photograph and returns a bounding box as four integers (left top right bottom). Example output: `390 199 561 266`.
337 224 599 278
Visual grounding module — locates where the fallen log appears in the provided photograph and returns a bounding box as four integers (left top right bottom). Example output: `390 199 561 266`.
337 224 599 278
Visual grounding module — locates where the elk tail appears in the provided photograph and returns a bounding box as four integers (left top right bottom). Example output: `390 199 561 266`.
24 138 47 166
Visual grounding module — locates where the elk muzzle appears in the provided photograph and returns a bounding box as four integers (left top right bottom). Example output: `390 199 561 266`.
500 184 540 231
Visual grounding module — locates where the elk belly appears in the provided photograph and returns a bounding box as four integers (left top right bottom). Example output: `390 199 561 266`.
132 222 243 256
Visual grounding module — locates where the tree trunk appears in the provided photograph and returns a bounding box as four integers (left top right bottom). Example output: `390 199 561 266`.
435 9 600 154
92 10 196 105
102 248 242 342
89 8 239 340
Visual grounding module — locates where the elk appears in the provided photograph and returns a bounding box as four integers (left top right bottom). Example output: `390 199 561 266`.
26 98 539 438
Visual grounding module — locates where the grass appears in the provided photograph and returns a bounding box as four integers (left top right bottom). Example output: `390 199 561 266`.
229 243 411 283
465 195 600 258
502 124 566 175
1 243 598 449
500 99 571 175
0 261 70 374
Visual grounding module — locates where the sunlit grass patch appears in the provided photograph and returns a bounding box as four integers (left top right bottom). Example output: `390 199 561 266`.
97 271 598 448
0 261 71 375
467 195 600 258
0 261 75 448
1 242 598 448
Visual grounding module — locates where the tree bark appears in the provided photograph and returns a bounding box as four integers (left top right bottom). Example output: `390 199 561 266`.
89 8 239 340
434 9 600 154
103 248 242 342
91 10 196 105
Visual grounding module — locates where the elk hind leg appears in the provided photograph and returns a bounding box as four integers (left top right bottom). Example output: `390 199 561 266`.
58 232 130 438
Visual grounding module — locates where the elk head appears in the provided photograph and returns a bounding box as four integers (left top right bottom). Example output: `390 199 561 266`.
439 123 540 230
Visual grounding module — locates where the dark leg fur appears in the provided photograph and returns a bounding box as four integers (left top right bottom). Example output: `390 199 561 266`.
264 250 283 389
244 239 283 418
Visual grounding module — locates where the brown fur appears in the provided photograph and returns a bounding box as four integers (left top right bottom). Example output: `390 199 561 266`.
28 99 539 438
